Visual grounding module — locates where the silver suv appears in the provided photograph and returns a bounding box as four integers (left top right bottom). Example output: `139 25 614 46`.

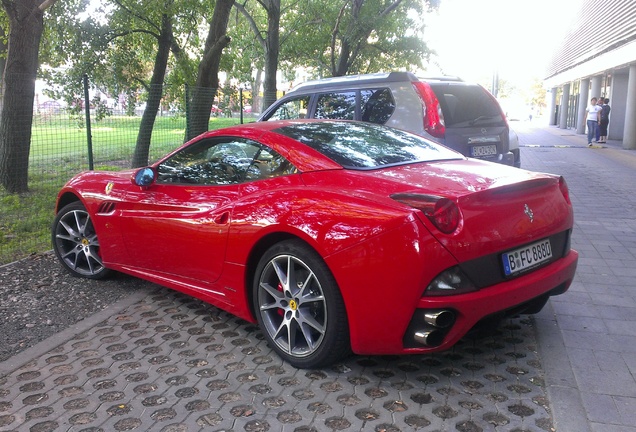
258 72 519 167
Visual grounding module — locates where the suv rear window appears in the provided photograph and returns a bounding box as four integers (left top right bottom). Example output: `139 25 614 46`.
273 121 460 169
430 84 505 127
361 88 395 123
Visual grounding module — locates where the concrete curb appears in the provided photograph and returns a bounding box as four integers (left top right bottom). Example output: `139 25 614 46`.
535 300 592 432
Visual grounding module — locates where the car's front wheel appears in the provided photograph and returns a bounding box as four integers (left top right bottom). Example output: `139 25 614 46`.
52 201 110 279
253 240 350 368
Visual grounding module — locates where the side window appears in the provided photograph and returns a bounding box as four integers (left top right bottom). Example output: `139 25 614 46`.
315 92 356 120
360 88 395 124
244 147 297 181
266 96 310 120
156 138 260 185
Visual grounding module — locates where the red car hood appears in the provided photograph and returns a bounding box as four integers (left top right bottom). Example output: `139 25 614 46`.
313 159 573 262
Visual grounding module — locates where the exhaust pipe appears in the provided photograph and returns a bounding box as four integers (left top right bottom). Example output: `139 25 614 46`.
424 310 455 328
414 328 445 347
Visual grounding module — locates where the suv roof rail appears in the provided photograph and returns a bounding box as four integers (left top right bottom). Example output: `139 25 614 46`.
417 75 464 82
289 71 420 92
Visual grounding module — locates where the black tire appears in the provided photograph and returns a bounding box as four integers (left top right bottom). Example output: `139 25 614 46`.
253 240 350 368
52 201 110 279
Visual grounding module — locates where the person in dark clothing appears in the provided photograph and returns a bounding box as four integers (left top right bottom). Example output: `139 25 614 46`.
599 98 611 143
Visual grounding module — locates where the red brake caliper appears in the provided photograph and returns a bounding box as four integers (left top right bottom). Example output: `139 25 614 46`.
277 282 284 316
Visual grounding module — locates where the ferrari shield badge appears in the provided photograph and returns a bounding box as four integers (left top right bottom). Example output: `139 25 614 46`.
105 182 114 195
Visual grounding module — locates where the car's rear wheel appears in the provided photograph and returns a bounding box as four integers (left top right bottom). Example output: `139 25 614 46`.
253 240 350 368
52 201 110 279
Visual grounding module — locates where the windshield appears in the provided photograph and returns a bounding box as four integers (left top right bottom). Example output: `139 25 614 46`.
274 121 462 169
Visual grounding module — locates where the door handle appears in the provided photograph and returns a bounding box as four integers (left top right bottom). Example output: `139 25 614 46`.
214 212 230 224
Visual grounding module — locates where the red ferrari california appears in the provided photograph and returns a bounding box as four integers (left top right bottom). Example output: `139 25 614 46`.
52 120 578 368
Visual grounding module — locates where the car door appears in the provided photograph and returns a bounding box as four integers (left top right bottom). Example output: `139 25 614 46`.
118 137 260 286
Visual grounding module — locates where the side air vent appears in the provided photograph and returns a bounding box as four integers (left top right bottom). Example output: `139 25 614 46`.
97 201 116 214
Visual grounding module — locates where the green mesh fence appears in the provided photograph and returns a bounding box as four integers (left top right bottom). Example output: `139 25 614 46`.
0 79 256 265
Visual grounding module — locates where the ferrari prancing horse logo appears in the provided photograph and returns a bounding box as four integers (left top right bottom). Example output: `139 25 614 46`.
524 204 534 223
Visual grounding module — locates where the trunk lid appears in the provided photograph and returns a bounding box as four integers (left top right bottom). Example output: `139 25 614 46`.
356 159 573 262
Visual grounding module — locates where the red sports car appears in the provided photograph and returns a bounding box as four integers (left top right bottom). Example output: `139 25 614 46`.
52 120 578 368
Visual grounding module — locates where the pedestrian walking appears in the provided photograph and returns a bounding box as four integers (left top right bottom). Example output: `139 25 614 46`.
599 98 611 143
586 97 602 146
595 97 603 142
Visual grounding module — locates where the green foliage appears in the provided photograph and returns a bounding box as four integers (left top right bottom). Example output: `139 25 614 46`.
272 0 435 77
37 0 437 106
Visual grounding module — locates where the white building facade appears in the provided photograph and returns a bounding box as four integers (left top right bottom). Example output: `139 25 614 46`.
544 0 636 149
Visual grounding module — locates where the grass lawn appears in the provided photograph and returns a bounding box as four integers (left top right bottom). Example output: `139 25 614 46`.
0 113 251 265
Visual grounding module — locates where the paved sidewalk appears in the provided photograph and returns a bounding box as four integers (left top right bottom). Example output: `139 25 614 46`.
513 120 636 432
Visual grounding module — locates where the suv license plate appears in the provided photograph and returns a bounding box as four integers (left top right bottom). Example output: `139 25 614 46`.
471 145 497 157
502 239 552 276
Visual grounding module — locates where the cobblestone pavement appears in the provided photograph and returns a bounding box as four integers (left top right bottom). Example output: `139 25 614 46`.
3 120 635 432
0 285 552 431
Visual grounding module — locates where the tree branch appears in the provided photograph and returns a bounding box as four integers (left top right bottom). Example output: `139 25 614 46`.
39 0 57 11
106 28 161 44
112 0 161 33
331 1 348 75
233 1 266 48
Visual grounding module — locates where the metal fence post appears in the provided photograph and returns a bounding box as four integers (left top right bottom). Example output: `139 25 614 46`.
184 83 190 141
240 87 244 124
83 74 94 170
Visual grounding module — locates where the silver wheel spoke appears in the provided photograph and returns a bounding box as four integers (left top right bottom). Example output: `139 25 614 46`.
259 282 285 311
285 320 298 355
55 233 76 242
272 259 287 288
297 309 325 335
58 219 78 238
75 210 89 235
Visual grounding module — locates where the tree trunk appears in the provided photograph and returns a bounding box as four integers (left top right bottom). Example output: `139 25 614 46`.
187 0 233 140
261 0 280 111
131 13 173 168
0 0 45 193
252 68 262 113
333 41 351 77
0 25 7 90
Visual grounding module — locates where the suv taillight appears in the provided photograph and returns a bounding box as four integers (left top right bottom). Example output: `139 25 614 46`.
412 82 445 139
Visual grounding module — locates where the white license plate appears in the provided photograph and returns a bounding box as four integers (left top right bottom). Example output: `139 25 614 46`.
470 145 497 157
502 239 552 276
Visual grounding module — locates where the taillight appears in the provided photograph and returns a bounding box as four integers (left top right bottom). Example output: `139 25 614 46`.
412 82 445 138
391 194 461 234
559 176 571 205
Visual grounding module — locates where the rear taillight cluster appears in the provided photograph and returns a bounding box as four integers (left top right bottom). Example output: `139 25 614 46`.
559 176 571 205
412 82 445 139
391 193 461 234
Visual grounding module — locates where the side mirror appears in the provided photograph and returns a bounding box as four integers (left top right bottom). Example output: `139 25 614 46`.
133 167 155 187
